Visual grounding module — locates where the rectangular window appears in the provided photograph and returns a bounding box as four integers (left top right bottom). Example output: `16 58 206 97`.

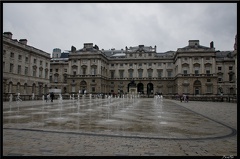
158 70 162 78
40 60 42 65
183 70 188 75
34 59 37 64
218 77 222 82
138 70 143 78
92 79 95 83
148 63 152 66
50 76 52 82
206 70 210 75
158 63 161 66
120 63 123 67
139 63 142 67
56 69 58 72
45 70 48 79
33 69 36 77
18 65 21 74
218 67 222 71
73 71 76 76
148 71 152 78
229 66 233 70
18 55 22 60
64 69 67 72
25 67 28 75
129 71 133 78
167 71 172 77
129 63 133 67
39 69 42 78
111 64 114 67
207 86 212 93
92 87 95 92
10 63 14 73
46 62 48 67
50 69 52 72
10 52 14 58
207 79 211 82
25 57 29 63
119 70 124 79
111 71 114 78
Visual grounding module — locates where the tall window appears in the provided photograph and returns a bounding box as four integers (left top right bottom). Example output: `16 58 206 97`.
111 71 115 78
157 70 162 78
25 67 28 75
33 68 36 77
10 52 14 58
129 70 133 78
18 65 21 74
18 55 22 60
148 70 152 78
25 57 29 63
138 70 143 78
167 71 172 77
45 70 48 79
119 70 124 79
10 63 14 73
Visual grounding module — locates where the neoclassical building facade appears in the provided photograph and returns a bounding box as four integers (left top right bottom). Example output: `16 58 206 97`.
3 32 51 99
49 40 236 96
2 32 237 99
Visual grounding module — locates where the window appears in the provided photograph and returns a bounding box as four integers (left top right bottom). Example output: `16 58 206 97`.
120 63 123 67
206 70 210 75
229 66 233 70
10 52 14 58
92 87 95 92
148 63 152 66
194 57 199 61
158 63 161 66
157 70 162 78
54 75 58 83
92 79 95 83
10 63 14 73
73 60 76 63
73 71 76 76
218 77 222 82
139 53 142 57
183 70 188 75
45 70 48 79
46 62 48 67
39 69 42 78
25 57 29 63
40 60 42 65
82 68 86 75
130 54 133 57
25 67 28 75
56 69 58 72
148 70 152 78
218 67 222 71
50 69 52 72
138 70 143 78
229 74 233 81
18 65 21 74
207 79 211 82
33 68 36 77
64 69 67 72
168 63 172 67
34 59 37 64
167 71 172 77
111 64 114 67
194 70 199 75
206 57 210 60
64 75 67 82
18 55 22 60
129 70 133 78
207 86 212 93
111 71 115 78
111 82 114 84
119 70 124 79
129 63 133 67
148 53 152 56
50 76 52 82
139 63 142 67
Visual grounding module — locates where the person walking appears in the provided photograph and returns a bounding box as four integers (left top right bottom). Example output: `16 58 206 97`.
50 92 54 102
44 93 48 102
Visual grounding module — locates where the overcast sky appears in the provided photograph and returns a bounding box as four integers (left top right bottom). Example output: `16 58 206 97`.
3 3 237 55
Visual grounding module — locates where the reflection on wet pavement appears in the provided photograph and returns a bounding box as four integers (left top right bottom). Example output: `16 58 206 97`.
3 97 232 139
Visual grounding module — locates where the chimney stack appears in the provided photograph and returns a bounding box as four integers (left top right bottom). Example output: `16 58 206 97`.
210 41 214 48
19 39 28 45
3 32 13 39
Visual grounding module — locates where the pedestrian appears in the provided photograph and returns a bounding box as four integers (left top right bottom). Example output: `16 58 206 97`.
186 95 189 102
180 95 183 102
50 92 54 102
183 93 186 102
44 93 48 102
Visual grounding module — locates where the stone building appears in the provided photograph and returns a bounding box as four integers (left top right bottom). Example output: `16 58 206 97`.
49 40 236 96
2 32 51 99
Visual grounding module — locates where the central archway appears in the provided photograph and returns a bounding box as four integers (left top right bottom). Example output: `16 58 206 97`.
147 83 154 95
137 83 144 94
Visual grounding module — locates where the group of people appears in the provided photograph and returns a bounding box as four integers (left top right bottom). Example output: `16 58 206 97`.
44 92 54 102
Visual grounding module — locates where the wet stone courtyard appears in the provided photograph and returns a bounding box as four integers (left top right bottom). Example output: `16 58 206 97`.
3 97 234 140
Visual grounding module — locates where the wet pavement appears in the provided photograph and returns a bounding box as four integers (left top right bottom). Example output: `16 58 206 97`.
2 97 237 156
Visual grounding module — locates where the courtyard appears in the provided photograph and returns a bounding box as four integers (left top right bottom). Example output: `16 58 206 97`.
2 97 237 156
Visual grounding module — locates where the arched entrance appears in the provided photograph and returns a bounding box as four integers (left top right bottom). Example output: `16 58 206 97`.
80 80 87 94
137 83 144 94
147 83 153 95
193 80 201 95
